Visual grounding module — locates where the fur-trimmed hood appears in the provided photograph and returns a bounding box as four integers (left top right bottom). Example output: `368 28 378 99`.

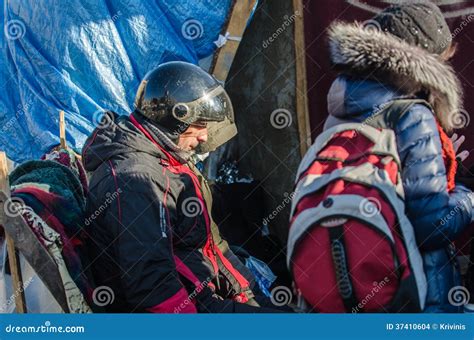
328 21 463 131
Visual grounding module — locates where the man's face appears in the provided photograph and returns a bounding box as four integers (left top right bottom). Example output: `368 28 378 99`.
177 124 208 151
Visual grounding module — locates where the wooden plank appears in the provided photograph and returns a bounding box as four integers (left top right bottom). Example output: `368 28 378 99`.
0 153 9 195
59 110 67 149
4 236 26 313
293 0 311 157
0 151 27 313
59 110 82 161
209 0 258 82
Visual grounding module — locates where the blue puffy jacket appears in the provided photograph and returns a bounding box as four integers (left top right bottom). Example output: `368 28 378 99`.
325 77 473 312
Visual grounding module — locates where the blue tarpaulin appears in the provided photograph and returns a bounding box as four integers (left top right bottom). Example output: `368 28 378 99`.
1 0 232 162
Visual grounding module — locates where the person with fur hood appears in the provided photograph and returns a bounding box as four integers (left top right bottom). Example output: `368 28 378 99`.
324 2 474 312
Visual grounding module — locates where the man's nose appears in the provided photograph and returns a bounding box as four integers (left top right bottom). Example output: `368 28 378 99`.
197 133 208 143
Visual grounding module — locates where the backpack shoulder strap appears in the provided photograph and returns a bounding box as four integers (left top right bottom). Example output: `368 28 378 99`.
364 99 432 130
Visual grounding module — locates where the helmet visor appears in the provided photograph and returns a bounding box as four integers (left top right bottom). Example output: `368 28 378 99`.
172 85 234 124
172 85 237 153
194 118 238 154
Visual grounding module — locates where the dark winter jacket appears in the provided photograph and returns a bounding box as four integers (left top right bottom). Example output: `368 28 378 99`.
82 111 271 313
324 22 474 312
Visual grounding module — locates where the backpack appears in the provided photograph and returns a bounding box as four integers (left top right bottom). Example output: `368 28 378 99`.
288 99 428 313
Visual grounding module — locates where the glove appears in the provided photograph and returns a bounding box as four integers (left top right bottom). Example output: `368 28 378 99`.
451 133 470 162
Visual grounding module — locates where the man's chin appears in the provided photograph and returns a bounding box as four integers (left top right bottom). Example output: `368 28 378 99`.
187 144 199 152
184 147 196 154
177 143 195 152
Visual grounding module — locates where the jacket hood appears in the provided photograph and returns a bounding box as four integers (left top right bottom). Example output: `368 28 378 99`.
328 21 463 131
82 112 162 172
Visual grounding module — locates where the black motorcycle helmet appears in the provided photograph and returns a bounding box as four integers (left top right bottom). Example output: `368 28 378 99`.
134 61 237 153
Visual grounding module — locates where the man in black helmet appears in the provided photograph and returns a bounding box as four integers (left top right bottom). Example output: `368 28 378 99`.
82 61 277 313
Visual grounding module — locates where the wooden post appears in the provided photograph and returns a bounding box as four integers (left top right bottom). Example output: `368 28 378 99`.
293 0 311 157
0 152 27 313
209 0 258 83
59 111 67 149
59 111 82 161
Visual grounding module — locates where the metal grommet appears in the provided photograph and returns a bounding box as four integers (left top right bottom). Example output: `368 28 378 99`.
172 103 189 119
323 198 333 208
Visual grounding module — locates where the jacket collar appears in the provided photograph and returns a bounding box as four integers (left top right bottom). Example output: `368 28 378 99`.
131 112 194 164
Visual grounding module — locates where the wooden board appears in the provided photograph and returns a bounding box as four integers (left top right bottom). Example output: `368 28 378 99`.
59 110 67 149
209 0 258 82
293 0 311 157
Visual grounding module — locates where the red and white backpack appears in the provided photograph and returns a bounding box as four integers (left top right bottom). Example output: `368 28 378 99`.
288 100 428 313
